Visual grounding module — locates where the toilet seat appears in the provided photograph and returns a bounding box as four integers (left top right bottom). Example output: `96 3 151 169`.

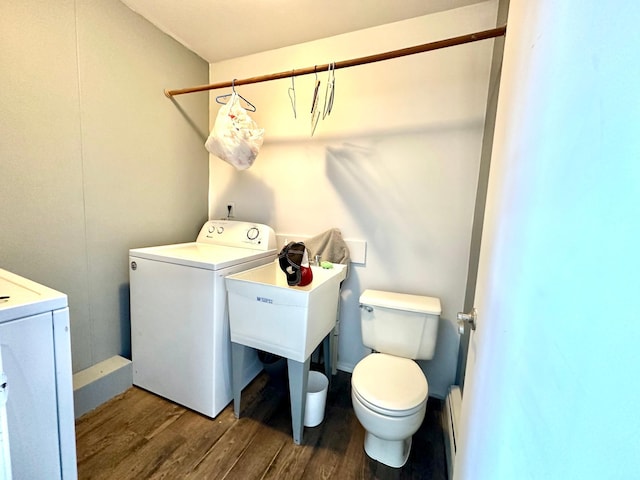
352 353 428 417
352 387 425 418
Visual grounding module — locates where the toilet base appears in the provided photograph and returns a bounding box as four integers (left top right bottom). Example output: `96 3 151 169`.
363 430 412 468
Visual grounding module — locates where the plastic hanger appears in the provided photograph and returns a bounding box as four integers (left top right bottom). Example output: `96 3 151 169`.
216 79 257 112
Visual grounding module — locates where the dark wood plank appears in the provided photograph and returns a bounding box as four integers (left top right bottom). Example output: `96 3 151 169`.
75 370 448 480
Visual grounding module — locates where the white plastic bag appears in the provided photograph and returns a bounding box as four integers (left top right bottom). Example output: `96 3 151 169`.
205 93 264 170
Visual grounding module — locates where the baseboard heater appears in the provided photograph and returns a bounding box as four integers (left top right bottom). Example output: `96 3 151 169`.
443 385 462 480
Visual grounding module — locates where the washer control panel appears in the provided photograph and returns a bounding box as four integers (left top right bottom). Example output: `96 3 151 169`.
196 220 276 250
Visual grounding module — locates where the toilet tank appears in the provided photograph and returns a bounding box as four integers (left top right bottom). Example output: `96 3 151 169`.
359 289 441 360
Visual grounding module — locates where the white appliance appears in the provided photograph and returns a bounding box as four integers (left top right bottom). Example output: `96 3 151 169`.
0 269 77 480
129 220 277 418
0 338 10 480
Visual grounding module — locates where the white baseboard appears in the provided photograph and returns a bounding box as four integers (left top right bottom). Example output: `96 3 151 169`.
73 355 132 418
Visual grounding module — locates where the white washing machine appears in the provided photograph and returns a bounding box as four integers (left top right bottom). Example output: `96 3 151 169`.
0 269 76 480
129 220 277 418
0 346 9 480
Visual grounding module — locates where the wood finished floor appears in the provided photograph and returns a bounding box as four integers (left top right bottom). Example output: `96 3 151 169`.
75 370 448 480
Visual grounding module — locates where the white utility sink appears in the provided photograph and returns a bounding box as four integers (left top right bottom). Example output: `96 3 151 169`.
226 259 347 444
226 260 347 363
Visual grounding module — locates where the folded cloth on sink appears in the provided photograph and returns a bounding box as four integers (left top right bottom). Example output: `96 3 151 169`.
305 228 351 279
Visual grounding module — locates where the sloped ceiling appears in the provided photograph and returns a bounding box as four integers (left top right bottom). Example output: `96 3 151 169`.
119 0 487 62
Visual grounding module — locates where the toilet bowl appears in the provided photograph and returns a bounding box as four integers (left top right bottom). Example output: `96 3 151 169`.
352 290 441 468
351 353 428 468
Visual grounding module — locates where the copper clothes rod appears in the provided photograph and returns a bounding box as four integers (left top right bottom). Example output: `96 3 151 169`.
164 25 506 98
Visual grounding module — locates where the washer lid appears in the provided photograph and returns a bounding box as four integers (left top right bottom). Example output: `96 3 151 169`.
129 242 276 270
352 353 428 412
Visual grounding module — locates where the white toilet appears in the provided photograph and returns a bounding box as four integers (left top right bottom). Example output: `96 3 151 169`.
352 289 441 468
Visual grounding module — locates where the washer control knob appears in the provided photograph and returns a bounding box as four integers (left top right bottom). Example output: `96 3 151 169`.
208 224 215 233
247 227 259 240
217 226 224 234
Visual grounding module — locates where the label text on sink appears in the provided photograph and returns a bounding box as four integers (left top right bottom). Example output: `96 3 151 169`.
256 296 273 304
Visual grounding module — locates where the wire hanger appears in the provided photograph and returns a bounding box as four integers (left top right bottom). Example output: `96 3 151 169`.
216 79 257 112
288 70 297 119
310 66 322 136
310 67 321 114
323 62 335 119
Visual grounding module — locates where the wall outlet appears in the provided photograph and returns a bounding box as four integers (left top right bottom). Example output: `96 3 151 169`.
226 202 235 218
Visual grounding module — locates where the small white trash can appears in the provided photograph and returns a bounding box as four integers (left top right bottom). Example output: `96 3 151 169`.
304 371 329 427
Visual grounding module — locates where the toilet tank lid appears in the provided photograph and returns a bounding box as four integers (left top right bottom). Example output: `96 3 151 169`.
360 289 441 315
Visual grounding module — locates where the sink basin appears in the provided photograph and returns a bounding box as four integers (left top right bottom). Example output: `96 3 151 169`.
226 260 347 362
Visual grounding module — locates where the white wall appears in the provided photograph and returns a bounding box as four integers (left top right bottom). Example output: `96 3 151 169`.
208 1 498 397
457 0 640 478
0 0 209 373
